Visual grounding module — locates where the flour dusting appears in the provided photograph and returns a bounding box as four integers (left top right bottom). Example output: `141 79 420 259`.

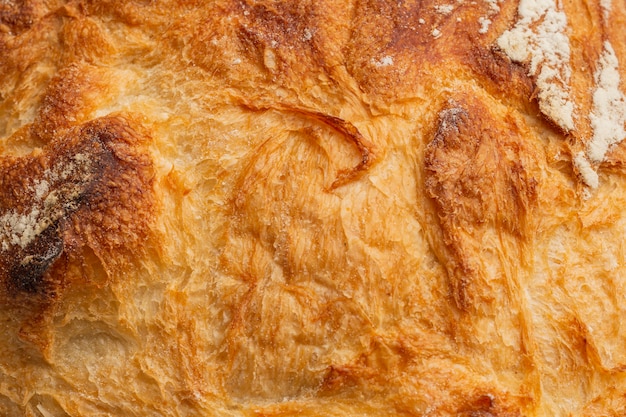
587 41 626 163
0 154 94 251
497 0 575 131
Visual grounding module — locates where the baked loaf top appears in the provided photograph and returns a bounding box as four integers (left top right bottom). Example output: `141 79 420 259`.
1 0 625 416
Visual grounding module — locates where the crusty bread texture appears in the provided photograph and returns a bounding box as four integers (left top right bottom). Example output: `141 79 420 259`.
1 0 626 416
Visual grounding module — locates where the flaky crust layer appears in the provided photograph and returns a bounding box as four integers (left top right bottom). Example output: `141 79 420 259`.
1 0 626 416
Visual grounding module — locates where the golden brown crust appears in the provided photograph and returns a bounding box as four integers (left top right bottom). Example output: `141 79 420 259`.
1 0 626 416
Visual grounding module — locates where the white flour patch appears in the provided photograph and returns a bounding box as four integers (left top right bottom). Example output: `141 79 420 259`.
478 17 492 34
601 0 611 20
435 4 454 14
371 55 394 67
0 154 94 251
574 152 599 189
587 41 626 163
497 0 575 131
486 0 501 13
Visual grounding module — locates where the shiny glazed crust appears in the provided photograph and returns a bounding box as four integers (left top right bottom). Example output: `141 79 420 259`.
1 0 626 416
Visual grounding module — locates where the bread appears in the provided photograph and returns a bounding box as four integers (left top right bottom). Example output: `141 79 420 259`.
1 0 625 415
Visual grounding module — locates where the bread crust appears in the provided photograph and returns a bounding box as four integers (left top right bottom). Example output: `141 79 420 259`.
1 0 626 416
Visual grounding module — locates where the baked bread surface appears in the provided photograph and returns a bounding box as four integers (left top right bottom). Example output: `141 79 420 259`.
1 0 626 415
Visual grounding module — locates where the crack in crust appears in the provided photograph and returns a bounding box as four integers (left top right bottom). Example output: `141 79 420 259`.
241 102 378 189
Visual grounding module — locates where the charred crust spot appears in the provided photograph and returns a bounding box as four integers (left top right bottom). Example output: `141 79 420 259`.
7 223 63 294
0 115 155 300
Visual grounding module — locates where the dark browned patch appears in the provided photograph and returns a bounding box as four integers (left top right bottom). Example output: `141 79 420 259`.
0 0 47 35
0 115 155 302
424 95 539 309
465 47 535 107
31 63 98 142
234 0 336 76
236 0 315 46
457 393 523 417
8 223 64 293
598 139 626 175
343 0 509 98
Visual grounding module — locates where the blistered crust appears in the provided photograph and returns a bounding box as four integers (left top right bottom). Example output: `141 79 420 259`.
1 0 626 416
